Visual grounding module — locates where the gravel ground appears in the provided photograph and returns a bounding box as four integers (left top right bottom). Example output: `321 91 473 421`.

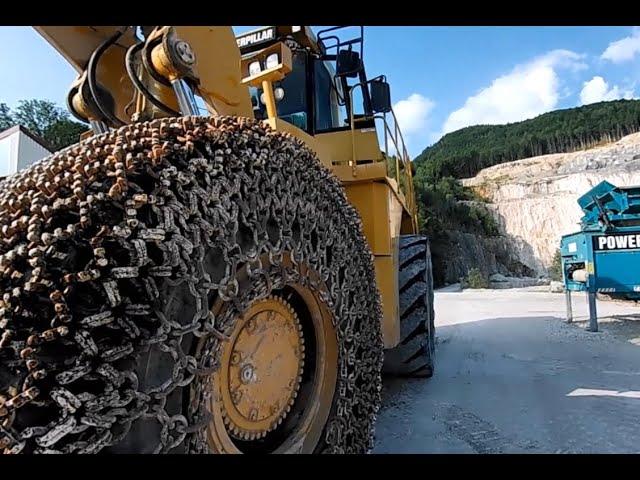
373 287 640 453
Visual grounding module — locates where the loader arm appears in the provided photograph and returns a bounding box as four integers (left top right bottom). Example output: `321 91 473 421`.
34 26 254 127
35 26 140 125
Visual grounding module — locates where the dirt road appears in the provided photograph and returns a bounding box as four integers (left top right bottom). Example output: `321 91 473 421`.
374 288 640 453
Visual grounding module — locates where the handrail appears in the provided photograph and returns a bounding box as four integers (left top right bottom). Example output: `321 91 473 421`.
373 110 416 218
345 81 417 221
317 26 364 60
348 83 362 177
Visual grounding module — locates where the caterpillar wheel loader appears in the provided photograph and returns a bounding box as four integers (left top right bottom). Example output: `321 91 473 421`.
0 25 435 454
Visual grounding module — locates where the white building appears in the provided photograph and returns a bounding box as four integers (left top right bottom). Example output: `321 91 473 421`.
0 125 52 178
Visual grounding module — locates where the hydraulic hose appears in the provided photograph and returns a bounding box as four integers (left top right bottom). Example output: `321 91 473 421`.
125 42 181 117
87 28 128 126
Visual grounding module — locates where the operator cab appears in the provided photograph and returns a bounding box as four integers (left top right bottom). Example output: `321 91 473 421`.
235 26 386 135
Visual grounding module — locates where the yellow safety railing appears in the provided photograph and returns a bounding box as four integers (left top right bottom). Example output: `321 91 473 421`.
346 82 417 220
375 108 417 218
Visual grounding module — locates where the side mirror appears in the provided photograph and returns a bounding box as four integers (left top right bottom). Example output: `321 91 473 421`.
370 79 392 113
336 49 361 78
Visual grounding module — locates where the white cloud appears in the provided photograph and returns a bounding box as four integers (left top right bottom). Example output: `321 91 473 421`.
601 27 640 63
390 93 435 156
579 76 634 105
441 49 586 135
392 93 435 136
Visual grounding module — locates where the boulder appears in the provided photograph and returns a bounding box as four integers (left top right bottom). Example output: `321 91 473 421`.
489 276 550 289
438 283 463 292
549 281 565 293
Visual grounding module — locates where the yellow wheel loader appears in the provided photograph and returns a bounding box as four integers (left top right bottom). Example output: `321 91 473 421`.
0 25 435 454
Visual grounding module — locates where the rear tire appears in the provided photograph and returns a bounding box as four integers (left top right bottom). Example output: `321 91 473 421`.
383 235 435 378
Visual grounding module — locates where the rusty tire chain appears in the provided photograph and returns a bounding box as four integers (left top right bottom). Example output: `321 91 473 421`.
0 115 384 454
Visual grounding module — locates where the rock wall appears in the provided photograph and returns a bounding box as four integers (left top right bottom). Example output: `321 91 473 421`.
433 230 535 285
462 133 640 276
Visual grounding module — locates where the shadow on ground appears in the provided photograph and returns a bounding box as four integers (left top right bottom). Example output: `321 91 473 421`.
375 313 640 453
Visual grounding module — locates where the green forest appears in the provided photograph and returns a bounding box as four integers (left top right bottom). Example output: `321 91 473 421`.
414 99 640 182
412 99 640 284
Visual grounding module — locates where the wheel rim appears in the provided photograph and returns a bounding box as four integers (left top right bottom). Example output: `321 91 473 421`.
206 269 338 453
218 295 305 440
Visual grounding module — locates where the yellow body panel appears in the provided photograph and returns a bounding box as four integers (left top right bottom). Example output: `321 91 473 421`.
341 181 403 255
340 180 407 348
374 254 400 348
315 128 383 166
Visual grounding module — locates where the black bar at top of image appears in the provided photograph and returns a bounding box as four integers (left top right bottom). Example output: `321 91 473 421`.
0 2 636 26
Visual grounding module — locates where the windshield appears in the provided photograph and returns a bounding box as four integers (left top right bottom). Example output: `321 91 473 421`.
314 59 341 132
250 51 308 131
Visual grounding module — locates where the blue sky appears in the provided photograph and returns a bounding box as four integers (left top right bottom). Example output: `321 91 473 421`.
1 26 640 156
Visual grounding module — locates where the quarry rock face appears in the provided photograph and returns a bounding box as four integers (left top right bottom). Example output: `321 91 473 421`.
462 132 640 276
433 230 534 285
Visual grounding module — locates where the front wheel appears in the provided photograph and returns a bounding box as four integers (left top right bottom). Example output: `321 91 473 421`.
0 116 383 454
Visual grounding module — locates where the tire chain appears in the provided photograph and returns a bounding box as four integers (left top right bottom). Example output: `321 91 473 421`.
0 115 383 454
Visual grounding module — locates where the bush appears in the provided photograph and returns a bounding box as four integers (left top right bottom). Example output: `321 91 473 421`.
417 176 498 239
468 204 499 236
415 175 501 287
549 249 563 281
464 267 489 289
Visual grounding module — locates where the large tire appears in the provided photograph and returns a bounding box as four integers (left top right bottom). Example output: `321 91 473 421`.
0 116 383 454
383 235 435 378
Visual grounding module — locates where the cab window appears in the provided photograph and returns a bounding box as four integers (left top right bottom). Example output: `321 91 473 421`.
314 60 337 131
250 51 309 131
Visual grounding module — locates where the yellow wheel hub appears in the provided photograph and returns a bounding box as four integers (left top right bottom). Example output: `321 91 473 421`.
218 295 305 440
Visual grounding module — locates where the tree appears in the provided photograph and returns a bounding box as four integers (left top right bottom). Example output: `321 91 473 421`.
0 103 13 131
12 100 65 138
3 99 87 151
44 119 87 152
